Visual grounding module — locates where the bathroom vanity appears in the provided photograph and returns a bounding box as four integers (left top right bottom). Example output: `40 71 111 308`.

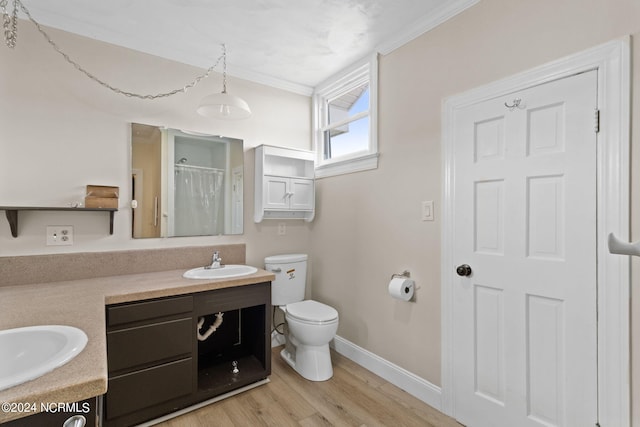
0 245 274 426
104 283 271 427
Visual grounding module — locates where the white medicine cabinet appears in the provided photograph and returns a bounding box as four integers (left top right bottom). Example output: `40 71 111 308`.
254 145 315 222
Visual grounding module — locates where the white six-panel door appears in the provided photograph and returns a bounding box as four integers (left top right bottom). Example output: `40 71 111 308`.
452 70 598 427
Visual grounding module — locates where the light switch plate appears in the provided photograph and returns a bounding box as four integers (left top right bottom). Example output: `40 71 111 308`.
422 201 434 221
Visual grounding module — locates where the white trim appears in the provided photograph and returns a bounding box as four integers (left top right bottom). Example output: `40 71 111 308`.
595 37 631 427
377 0 480 55
226 64 313 96
321 111 369 133
315 55 373 95
313 53 379 178
315 153 379 179
440 37 630 425
331 335 442 410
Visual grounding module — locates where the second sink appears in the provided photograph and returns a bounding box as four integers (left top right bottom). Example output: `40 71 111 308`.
0 325 88 391
183 265 258 279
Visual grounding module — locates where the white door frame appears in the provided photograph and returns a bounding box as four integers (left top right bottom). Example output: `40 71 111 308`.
441 37 631 426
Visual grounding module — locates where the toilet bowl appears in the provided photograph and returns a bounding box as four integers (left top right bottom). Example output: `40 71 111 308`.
280 300 339 381
265 254 340 381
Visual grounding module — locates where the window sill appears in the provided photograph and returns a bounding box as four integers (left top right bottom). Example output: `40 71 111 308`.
315 153 379 178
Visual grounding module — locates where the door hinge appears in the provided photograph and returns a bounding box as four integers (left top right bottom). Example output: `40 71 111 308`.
594 109 600 133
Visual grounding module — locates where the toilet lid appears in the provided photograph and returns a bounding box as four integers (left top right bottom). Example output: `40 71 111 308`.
286 300 338 322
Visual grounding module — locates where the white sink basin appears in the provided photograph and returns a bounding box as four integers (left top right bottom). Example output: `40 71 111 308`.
0 325 88 391
183 265 258 279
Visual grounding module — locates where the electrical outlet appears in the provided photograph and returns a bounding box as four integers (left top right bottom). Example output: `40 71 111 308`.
278 223 286 236
46 226 74 246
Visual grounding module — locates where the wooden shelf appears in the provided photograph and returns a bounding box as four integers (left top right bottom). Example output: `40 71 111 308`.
0 206 117 238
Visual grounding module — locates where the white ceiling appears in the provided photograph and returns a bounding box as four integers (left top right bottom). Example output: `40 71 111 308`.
18 0 478 94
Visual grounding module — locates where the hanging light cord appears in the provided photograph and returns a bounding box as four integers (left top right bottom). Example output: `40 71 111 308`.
1 0 223 100
1 0 17 48
221 43 228 94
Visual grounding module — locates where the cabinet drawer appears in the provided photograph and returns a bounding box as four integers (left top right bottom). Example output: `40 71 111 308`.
107 317 192 372
107 295 193 326
105 358 192 420
195 282 270 315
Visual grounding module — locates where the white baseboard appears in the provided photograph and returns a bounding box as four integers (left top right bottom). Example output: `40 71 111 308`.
331 335 442 411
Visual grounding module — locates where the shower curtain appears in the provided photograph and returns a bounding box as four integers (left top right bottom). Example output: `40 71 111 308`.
174 165 225 236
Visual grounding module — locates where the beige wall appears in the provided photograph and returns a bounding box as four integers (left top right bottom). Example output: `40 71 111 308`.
0 23 313 267
311 0 640 423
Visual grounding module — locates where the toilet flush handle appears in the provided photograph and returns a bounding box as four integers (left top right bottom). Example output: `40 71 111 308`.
270 267 282 273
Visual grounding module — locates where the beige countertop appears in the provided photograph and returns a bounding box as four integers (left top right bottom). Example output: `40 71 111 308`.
0 268 275 423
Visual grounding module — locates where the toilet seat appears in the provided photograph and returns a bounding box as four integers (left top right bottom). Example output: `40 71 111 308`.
286 300 338 324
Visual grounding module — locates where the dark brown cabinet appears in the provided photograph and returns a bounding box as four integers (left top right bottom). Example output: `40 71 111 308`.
103 282 270 427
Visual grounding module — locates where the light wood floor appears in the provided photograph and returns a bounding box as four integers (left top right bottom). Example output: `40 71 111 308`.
155 346 461 427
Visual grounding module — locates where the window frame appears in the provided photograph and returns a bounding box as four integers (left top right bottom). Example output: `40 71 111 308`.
313 53 378 178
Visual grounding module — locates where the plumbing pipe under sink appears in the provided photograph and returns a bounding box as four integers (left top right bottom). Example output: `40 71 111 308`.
197 313 223 341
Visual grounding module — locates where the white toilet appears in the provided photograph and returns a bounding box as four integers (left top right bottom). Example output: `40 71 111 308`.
265 254 339 381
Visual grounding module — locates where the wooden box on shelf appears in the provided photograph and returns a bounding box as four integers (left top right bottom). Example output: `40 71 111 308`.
85 185 119 208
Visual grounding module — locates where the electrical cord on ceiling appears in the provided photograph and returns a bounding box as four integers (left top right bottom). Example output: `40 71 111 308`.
2 0 223 100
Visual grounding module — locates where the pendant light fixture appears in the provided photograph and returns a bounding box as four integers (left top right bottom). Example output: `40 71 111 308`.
197 44 251 120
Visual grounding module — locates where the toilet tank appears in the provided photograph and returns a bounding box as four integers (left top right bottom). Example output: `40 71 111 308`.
265 254 307 306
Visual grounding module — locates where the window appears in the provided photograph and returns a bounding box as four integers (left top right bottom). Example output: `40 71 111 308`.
313 54 378 178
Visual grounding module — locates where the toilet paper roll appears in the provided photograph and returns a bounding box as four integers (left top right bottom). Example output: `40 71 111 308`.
388 277 414 301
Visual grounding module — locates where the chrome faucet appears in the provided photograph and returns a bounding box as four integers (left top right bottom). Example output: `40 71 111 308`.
206 251 223 269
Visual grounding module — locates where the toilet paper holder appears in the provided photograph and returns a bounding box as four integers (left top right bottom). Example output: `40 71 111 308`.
388 270 415 302
390 270 411 279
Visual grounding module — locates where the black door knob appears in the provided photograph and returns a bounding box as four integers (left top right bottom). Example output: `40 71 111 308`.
456 264 472 277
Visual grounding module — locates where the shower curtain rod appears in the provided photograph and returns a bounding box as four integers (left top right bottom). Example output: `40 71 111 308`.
174 163 225 172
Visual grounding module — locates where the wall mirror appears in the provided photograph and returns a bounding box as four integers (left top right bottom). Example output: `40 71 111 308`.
131 123 244 238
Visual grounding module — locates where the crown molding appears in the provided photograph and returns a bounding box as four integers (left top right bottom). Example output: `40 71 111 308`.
376 0 480 55
225 65 314 96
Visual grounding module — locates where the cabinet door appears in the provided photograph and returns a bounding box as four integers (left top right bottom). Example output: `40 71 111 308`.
263 176 290 209
290 178 314 210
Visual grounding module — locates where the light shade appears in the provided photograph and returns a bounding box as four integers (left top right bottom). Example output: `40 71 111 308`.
197 92 252 120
